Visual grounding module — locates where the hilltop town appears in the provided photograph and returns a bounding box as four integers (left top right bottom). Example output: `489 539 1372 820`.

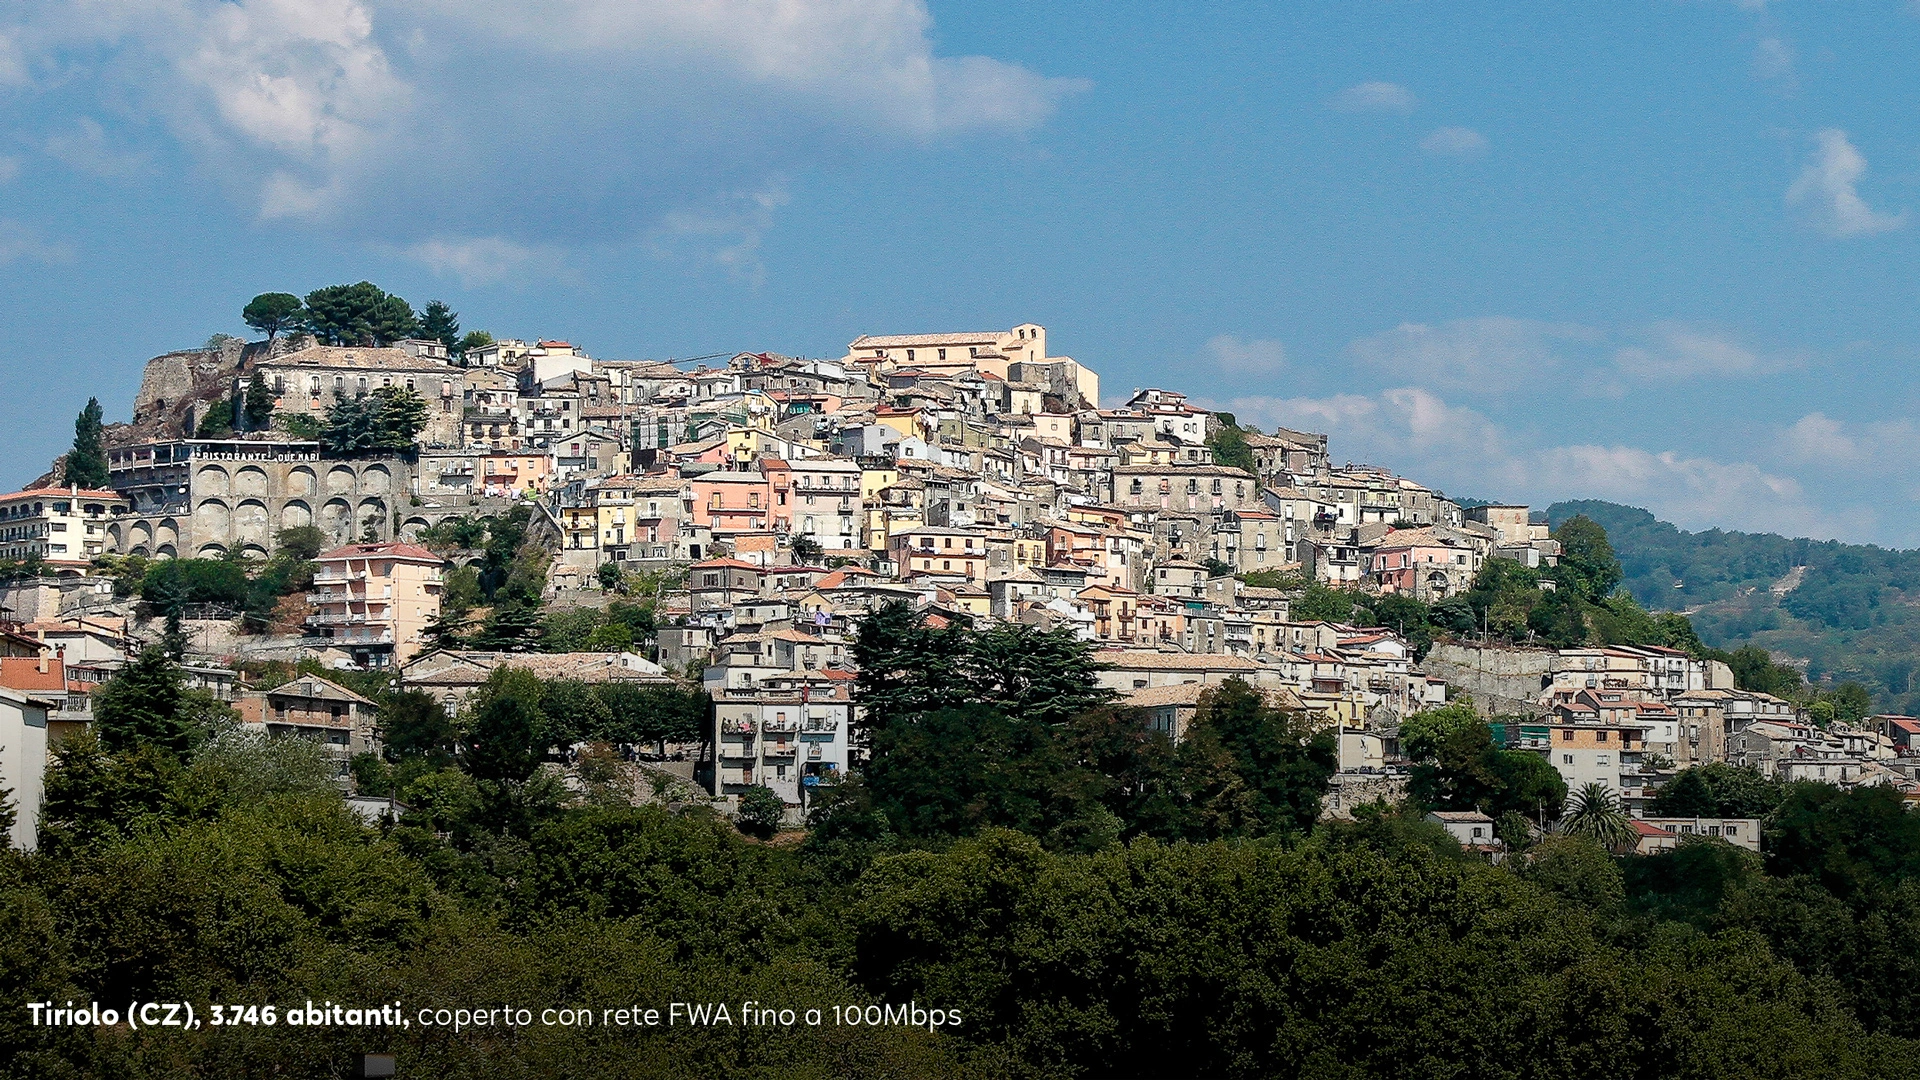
0 287 1912 851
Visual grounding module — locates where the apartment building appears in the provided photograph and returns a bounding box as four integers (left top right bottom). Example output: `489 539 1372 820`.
0 486 128 564
306 541 445 667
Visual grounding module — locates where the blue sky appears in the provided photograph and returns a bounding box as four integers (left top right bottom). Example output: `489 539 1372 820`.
3 1 1918 543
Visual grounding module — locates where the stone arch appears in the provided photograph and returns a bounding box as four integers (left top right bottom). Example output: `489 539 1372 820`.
361 463 392 494
321 498 353 542
400 516 431 541
327 465 357 496
280 500 313 531
155 544 177 559
197 543 227 558
234 499 270 545
357 497 387 538
288 466 316 497
234 465 269 499
130 520 152 551
156 518 179 549
239 543 269 560
107 522 123 551
131 545 152 558
194 499 231 542
196 464 230 496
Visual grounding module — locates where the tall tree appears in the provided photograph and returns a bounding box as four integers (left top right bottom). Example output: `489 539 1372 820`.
1552 514 1623 602
241 292 305 343
92 648 191 756
303 282 418 346
243 370 275 431
64 397 108 488
1182 678 1337 836
420 300 460 352
1559 782 1638 854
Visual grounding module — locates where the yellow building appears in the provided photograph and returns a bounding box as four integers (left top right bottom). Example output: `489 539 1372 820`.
306 541 444 667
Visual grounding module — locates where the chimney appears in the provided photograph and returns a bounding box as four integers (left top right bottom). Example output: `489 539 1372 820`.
37 651 48 674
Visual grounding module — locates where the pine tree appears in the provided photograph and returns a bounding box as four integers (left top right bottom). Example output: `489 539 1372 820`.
420 300 460 352
241 292 305 344
244 370 275 430
93 647 190 756
65 397 108 488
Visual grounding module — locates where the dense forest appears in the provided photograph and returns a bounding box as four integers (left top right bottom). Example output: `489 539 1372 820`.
6 608 1920 1078
1549 500 1920 715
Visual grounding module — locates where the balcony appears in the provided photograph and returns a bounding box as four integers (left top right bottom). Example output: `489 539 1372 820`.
307 612 381 627
718 743 756 761
762 719 801 734
761 742 797 759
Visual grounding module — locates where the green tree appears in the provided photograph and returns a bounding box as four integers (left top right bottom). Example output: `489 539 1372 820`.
379 689 457 765
596 561 625 591
1293 583 1356 623
736 785 785 839
1652 762 1784 818
1182 678 1337 836
461 673 547 784
419 300 460 352
1559 781 1638 854
1528 586 1589 647
65 397 109 488
1552 514 1623 602
1205 413 1257 474
303 282 418 346
194 398 237 437
455 329 493 362
318 385 430 452
241 291 304 343
242 370 275 430
92 648 192 756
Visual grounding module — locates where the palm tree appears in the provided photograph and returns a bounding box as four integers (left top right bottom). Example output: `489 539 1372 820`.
1558 782 1639 854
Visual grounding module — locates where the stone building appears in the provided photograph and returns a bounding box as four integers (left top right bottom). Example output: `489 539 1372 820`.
252 344 464 448
105 437 418 557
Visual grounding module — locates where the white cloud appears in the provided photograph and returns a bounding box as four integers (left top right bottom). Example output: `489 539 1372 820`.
648 183 792 285
1348 316 1596 390
1331 81 1415 113
1752 36 1795 85
409 0 1085 138
1611 322 1795 380
401 235 574 288
1420 126 1487 155
3 0 1080 230
1206 334 1286 375
0 219 76 266
1786 128 1905 237
1782 411 1920 470
44 116 150 177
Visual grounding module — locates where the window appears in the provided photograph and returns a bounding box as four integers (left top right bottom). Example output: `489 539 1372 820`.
1563 754 1574 765
906 349 915 362
938 348 947 361
1561 729 1573 742
1596 730 1608 742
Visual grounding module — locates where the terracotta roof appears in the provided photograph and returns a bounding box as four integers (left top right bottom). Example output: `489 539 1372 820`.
265 345 455 371
689 558 764 571
317 542 443 563
0 657 65 693
0 487 124 501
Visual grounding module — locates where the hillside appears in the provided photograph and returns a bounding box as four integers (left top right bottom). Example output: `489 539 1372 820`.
1547 500 1920 714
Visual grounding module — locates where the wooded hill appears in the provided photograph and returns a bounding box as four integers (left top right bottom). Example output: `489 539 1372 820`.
1548 500 1920 715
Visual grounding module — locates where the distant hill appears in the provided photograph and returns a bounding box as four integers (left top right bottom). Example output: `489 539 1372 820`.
1547 500 1920 714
